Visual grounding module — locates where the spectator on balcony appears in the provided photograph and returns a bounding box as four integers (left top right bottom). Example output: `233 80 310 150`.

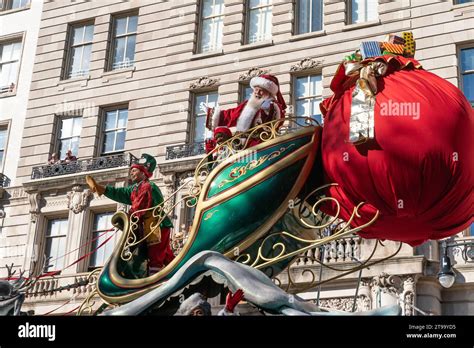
48 153 59 165
64 149 77 163
203 74 286 148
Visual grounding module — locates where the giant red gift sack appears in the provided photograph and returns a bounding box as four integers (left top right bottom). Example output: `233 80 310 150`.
321 56 473 246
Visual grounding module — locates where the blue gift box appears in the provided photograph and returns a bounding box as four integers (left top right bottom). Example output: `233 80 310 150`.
360 41 382 59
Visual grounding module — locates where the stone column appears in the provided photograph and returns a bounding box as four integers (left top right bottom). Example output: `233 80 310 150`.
400 274 420 316
357 278 372 311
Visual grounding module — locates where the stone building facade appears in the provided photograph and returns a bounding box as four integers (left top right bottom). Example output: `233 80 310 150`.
0 0 472 315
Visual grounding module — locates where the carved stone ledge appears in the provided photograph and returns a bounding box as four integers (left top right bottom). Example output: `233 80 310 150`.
290 58 323 72
23 167 130 194
158 158 202 176
189 76 220 90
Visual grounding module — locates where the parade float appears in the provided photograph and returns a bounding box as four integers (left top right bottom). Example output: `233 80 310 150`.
2 32 469 316
74 32 472 316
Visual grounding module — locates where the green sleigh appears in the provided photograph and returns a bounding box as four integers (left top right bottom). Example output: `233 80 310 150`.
93 118 378 306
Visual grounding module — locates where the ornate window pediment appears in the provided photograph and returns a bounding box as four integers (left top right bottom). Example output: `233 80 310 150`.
290 58 323 72
189 76 220 90
238 67 269 81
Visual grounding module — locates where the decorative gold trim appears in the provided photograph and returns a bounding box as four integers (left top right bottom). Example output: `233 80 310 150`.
217 144 295 188
233 185 380 271
203 210 219 220
78 268 102 315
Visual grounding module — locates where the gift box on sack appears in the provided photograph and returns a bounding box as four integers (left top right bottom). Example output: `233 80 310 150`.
385 34 405 45
381 42 405 55
402 31 416 57
360 41 382 59
344 50 363 62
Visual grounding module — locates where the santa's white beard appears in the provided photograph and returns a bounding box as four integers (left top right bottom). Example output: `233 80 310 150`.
237 94 266 132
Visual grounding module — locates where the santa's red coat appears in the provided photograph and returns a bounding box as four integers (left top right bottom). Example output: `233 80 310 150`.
210 100 284 129
320 55 474 246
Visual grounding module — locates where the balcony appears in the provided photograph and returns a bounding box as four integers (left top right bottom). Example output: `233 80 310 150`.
165 141 206 160
31 153 138 180
0 173 10 187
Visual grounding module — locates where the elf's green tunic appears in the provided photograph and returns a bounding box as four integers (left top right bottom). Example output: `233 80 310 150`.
104 181 173 228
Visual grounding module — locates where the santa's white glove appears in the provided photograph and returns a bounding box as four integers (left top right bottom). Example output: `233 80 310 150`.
261 98 273 110
200 102 210 114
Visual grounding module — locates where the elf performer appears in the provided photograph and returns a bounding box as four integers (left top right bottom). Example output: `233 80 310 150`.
86 154 174 275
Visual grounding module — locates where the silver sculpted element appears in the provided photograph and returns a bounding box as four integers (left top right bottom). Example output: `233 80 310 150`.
101 251 401 316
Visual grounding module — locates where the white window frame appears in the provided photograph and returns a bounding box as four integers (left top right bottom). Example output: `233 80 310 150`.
44 217 69 273
246 0 273 44
295 0 323 35
454 0 474 5
57 116 82 159
0 124 9 172
110 13 138 71
65 22 94 79
293 74 323 125
459 44 474 107
88 211 118 270
101 107 128 155
239 82 253 103
348 0 378 24
192 91 218 143
198 0 225 53
1 0 30 11
0 35 23 94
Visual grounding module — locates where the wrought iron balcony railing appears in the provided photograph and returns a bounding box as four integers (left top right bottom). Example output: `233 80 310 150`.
166 141 206 160
31 153 138 180
0 173 10 187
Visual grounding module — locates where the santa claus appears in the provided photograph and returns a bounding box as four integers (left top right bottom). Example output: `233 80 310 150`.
204 74 287 138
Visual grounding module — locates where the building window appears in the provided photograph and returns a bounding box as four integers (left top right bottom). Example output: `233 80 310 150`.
193 92 218 143
198 0 225 53
45 218 68 272
0 127 7 169
1 0 30 11
57 117 82 159
460 46 474 106
296 0 323 34
0 39 22 93
110 13 138 70
89 212 118 269
65 23 94 79
247 0 273 44
294 74 323 124
239 83 253 103
102 108 128 154
349 0 377 24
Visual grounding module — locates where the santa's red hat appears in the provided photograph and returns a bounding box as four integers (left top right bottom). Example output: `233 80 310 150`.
214 126 232 138
250 74 287 112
